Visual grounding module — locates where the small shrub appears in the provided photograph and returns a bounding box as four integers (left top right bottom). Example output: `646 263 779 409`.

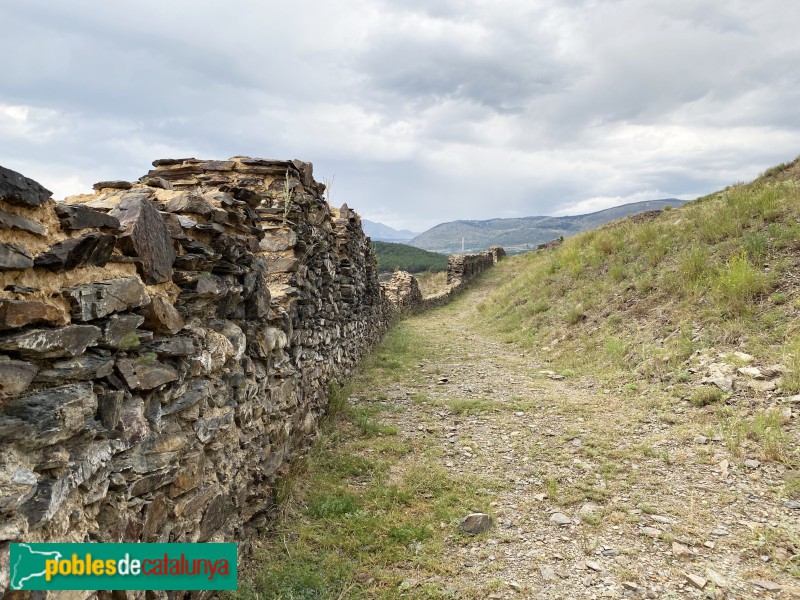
678 246 709 289
714 251 767 314
564 306 586 325
690 386 725 406
309 490 359 518
771 292 788 305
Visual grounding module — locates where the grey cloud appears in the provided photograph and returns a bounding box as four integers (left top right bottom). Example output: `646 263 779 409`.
0 0 799 230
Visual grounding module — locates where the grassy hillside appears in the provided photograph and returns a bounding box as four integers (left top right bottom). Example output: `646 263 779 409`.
373 241 448 273
410 199 687 254
479 159 800 397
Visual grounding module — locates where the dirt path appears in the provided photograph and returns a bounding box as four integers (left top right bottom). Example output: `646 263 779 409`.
348 274 799 599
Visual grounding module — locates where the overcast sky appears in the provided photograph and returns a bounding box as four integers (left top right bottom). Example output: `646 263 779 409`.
1 0 798 231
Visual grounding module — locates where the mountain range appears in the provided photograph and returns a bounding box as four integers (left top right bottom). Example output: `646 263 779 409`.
361 219 421 242
407 199 688 254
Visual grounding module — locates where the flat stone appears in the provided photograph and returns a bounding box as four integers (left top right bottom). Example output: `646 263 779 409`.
169 452 205 497
550 512 572 526
685 573 707 589
0 208 46 235
141 295 184 334
19 476 72 527
539 564 556 583
141 492 169 543
0 241 34 269
110 195 176 284
145 336 196 357
585 560 602 572
93 180 132 191
152 158 197 167
63 277 149 321
672 541 694 558
737 366 764 378
0 382 96 448
54 203 121 230
749 580 782 592
129 467 178 497
705 568 727 588
143 176 173 190
0 165 51 207
747 379 777 392
641 527 662 538
0 324 101 357
259 229 297 252
4 284 38 294
96 389 124 429
0 359 38 399
0 466 38 513
458 512 493 534
101 314 145 349
193 409 234 443
0 299 66 330
35 355 115 383
34 233 116 271
116 357 178 390
199 493 231 541
116 433 187 474
162 379 211 416
744 459 761 469
164 193 215 216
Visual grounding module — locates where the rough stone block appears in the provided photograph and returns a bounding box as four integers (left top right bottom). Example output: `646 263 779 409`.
0 382 97 448
101 314 146 349
0 324 101 358
0 241 34 269
34 233 116 271
141 295 184 334
110 195 176 284
0 208 47 235
0 359 38 399
116 357 179 390
35 355 115 383
55 203 122 230
63 277 150 321
0 165 51 207
0 299 67 330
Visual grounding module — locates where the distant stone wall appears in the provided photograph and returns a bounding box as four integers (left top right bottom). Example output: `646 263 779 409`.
0 158 392 593
382 247 503 313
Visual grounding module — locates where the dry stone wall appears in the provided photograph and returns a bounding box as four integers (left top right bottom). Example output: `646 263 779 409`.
0 156 503 595
0 158 393 586
382 247 503 312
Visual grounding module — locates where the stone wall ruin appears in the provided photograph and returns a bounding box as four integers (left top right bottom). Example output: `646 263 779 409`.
0 158 502 594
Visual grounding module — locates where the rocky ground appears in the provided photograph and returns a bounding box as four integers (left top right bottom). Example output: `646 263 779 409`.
346 276 800 599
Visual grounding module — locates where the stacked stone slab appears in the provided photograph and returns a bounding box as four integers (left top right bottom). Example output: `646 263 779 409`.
0 159 393 589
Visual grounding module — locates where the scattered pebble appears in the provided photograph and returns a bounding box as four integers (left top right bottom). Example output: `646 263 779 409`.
749 580 782 592
458 513 493 535
685 573 707 590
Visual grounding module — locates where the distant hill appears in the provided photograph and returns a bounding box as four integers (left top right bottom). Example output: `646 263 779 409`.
409 199 688 254
373 241 448 273
362 219 421 242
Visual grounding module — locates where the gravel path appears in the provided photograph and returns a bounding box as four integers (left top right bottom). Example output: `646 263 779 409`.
351 275 800 599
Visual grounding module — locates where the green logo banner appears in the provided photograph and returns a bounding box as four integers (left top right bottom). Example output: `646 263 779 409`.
9 543 237 590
